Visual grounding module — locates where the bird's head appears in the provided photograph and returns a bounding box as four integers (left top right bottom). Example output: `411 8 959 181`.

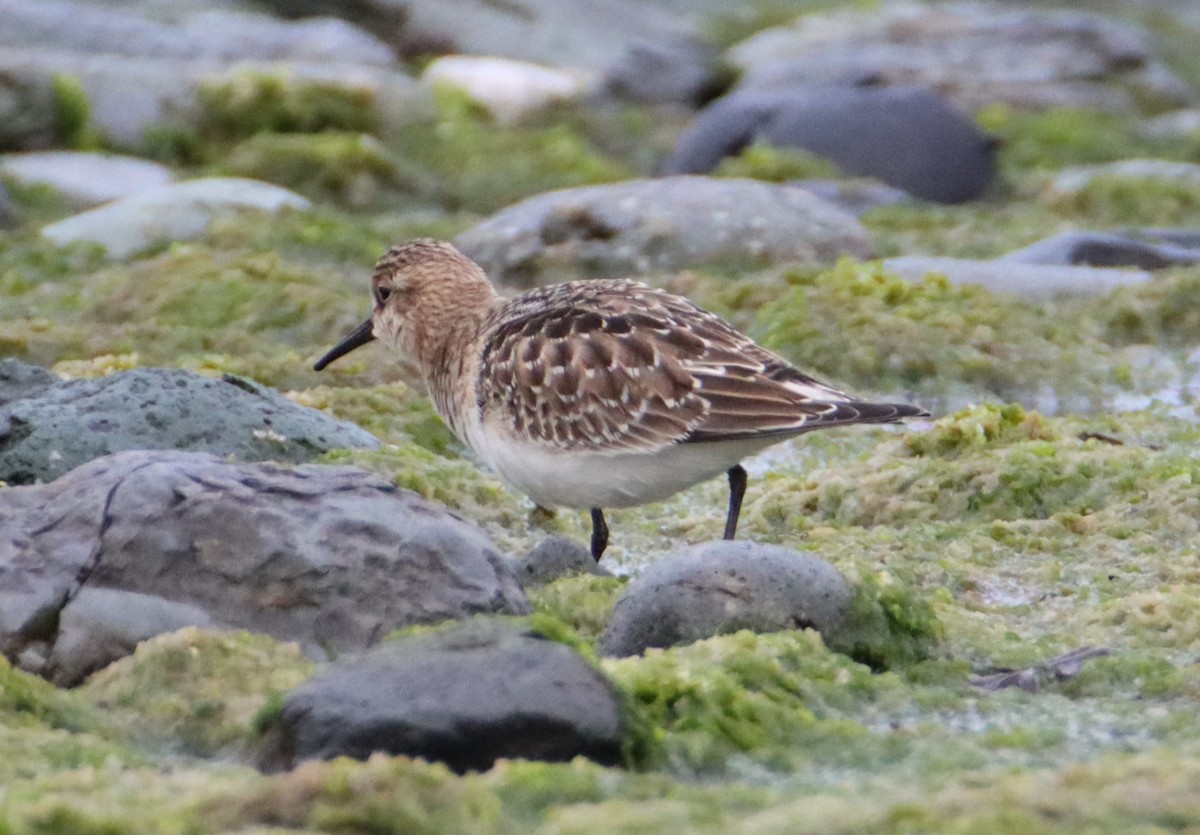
313 239 496 372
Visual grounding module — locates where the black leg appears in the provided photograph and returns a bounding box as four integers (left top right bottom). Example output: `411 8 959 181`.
590 508 609 562
723 465 747 540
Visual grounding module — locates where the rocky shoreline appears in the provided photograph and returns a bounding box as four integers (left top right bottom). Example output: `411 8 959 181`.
2 0 1200 831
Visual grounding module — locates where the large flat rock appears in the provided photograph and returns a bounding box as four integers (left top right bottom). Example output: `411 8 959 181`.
0 450 530 681
455 176 871 286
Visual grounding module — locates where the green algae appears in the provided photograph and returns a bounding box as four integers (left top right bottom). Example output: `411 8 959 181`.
827 567 943 670
755 259 1122 405
604 629 953 775
198 72 381 141
80 628 315 758
387 88 634 213
0 659 141 786
526 575 629 647
1084 265 1200 347
1045 175 1200 227
976 105 1199 179
293 382 455 451
714 142 839 182
864 199 1067 259
3 12 1200 830
220 132 404 207
50 74 103 151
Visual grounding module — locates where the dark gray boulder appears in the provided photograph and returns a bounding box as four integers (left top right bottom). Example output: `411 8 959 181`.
455 176 870 287
599 541 853 657
0 368 378 485
0 450 530 674
510 536 612 588
259 618 624 772
662 87 998 204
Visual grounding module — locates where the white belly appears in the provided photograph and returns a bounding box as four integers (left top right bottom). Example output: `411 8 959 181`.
470 431 778 509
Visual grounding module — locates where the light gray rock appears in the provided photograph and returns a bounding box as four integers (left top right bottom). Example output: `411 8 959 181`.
403 0 695 71
44 588 216 686
0 450 530 671
41 177 309 258
599 541 854 657
0 0 395 65
258 618 623 772
1051 160 1200 194
728 3 1189 114
883 256 1153 299
0 368 378 485
1137 109 1200 141
0 0 430 151
663 87 998 204
0 151 172 208
261 0 718 105
178 11 395 65
0 359 57 409
999 231 1200 269
421 56 592 124
455 176 871 287
510 536 612 588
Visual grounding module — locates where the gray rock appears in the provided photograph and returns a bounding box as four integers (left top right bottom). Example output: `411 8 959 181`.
402 0 695 72
0 368 378 485
510 536 612 587
728 3 1189 114
45 587 216 686
0 151 172 208
0 0 410 150
883 256 1153 299
41 177 309 258
602 38 720 105
791 179 912 216
455 176 871 287
0 179 17 228
1137 109 1200 141
0 0 395 65
0 450 530 669
598 541 853 657
662 87 998 204
1051 160 1200 194
0 359 57 409
259 618 623 772
1000 231 1200 270
290 0 714 103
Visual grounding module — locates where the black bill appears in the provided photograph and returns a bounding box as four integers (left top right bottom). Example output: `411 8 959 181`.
313 318 376 371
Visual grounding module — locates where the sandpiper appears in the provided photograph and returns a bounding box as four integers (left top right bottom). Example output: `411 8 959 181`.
315 240 929 561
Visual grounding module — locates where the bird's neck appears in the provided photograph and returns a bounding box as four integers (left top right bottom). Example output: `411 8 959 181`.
417 286 499 439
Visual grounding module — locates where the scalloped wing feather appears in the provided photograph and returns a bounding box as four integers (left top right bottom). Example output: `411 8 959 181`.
478 280 926 452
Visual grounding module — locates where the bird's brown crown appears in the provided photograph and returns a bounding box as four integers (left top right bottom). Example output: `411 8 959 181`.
370 240 498 366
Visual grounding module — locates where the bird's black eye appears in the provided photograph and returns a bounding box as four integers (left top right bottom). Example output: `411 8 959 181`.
375 286 392 305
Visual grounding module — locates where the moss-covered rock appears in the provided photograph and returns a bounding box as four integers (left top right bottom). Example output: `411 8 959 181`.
80 628 315 758
527 575 628 646
198 72 381 141
714 142 839 181
388 89 633 213
220 132 402 206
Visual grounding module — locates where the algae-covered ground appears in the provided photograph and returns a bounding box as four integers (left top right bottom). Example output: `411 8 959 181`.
4 18 1200 833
